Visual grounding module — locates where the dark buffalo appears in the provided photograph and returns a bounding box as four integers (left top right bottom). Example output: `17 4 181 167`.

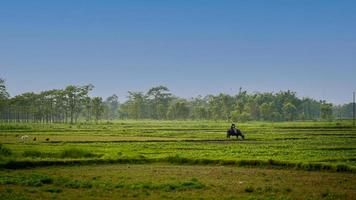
226 129 245 139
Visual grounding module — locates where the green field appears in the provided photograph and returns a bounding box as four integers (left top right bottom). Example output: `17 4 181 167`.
1 121 356 199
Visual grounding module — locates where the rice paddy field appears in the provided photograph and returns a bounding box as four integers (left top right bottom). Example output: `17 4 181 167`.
0 120 356 199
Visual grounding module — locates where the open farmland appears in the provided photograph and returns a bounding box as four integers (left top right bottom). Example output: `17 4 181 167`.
2 0 356 199
1 120 356 199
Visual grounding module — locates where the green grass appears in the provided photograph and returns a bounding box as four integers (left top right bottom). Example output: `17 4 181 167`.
0 164 355 199
0 120 355 172
0 120 355 199
0 143 12 157
0 173 53 187
59 148 100 158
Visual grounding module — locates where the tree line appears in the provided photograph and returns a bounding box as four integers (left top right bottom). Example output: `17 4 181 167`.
0 78 353 123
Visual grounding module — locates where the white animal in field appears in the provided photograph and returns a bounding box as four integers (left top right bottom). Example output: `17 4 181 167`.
20 135 29 142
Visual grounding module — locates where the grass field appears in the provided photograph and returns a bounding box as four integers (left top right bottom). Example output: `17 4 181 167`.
0 120 356 199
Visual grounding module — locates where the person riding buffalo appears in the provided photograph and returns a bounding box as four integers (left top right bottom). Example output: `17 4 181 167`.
227 123 244 139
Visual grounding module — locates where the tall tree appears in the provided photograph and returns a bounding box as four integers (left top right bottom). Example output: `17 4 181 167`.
92 97 104 122
167 99 190 120
65 84 94 123
1 78 339 122
282 102 297 121
0 79 9 100
83 96 92 122
0 79 9 121
105 94 119 120
321 103 333 121
125 91 147 119
147 86 171 119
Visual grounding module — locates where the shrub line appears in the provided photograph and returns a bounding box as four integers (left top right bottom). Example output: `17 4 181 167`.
1 157 355 173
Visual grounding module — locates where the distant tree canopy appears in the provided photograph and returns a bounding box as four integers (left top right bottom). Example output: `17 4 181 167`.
0 78 353 123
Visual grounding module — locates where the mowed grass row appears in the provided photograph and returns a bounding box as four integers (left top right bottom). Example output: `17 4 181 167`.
0 120 356 172
1 120 355 140
1 120 355 134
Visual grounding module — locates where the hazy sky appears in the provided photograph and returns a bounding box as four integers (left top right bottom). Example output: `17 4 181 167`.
1 0 355 104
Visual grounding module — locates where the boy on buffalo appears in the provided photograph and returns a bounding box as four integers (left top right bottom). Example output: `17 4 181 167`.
227 123 244 139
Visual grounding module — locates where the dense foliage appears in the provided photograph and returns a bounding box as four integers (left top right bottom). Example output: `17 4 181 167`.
0 78 353 123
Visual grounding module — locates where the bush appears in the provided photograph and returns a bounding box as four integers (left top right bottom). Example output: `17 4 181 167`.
44 188 63 193
22 150 56 158
0 173 53 187
0 144 12 156
59 148 97 159
0 192 30 200
64 180 92 189
24 173 53 186
166 155 190 164
245 186 254 193
22 150 42 158
121 180 205 191
321 190 337 199
336 164 350 172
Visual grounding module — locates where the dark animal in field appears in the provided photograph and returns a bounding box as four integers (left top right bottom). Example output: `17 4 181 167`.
227 129 245 139
33 137 36 141
46 138 50 141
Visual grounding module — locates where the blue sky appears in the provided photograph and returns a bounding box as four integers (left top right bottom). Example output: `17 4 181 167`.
1 0 355 104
